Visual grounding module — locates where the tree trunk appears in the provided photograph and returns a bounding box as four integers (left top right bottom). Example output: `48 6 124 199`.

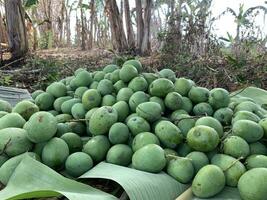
0 10 8 43
31 7 38 51
105 0 128 53
141 0 152 55
75 13 81 47
88 0 95 49
4 0 28 59
58 0 65 46
162 0 182 54
124 0 135 50
120 0 123 22
66 10 71 46
79 0 86 50
135 0 144 53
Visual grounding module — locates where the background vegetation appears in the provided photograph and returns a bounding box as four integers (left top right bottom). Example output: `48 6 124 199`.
0 0 267 91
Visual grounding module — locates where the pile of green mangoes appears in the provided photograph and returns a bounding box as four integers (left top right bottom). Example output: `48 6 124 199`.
0 59 267 200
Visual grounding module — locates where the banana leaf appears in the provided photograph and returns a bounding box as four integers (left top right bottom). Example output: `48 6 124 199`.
0 156 117 200
231 86 267 107
80 162 189 200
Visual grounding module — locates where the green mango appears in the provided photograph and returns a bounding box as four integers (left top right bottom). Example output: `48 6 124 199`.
89 81 99 89
75 70 93 87
97 79 114 95
175 114 196 137
187 125 219 152
46 82 67 98
82 89 101 110
164 148 178 162
24 111 57 143
93 71 106 82
0 111 8 118
149 78 175 98
35 92 55 111
149 96 165 113
108 122 130 144
65 152 93 177
232 120 264 143
158 68 176 82
132 132 160 152
74 86 88 99
167 157 194 183
211 154 246 187
232 111 261 124
42 137 69 169
53 96 72 112
112 101 129 122
208 88 230 109
56 123 72 137
123 59 142 73
188 86 210 103
113 80 127 93
245 155 267 169
71 103 87 119
164 92 183 111
132 144 166 173
170 109 188 122
0 100 12 113
0 128 32 157
67 121 86 136
181 97 193 113
0 154 8 167
192 165 225 198
195 116 224 138
141 72 158 85
136 102 162 122
259 118 267 138
174 78 194 96
83 135 110 163
249 142 267 155
193 102 214 116
128 76 148 92
31 90 44 100
186 151 209 173
238 168 267 200
101 95 116 106
60 132 83 153
213 107 233 125
222 136 250 158
89 106 118 135
32 142 47 157
129 91 149 112
127 116 151 136
106 144 133 166
12 100 39 120
155 120 183 149
56 114 72 123
103 64 119 73
109 69 120 83
176 143 193 157
0 113 26 129
116 88 134 102
119 64 138 82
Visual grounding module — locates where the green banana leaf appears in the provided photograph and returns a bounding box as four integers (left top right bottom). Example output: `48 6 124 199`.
80 162 189 200
0 156 117 200
231 86 267 106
